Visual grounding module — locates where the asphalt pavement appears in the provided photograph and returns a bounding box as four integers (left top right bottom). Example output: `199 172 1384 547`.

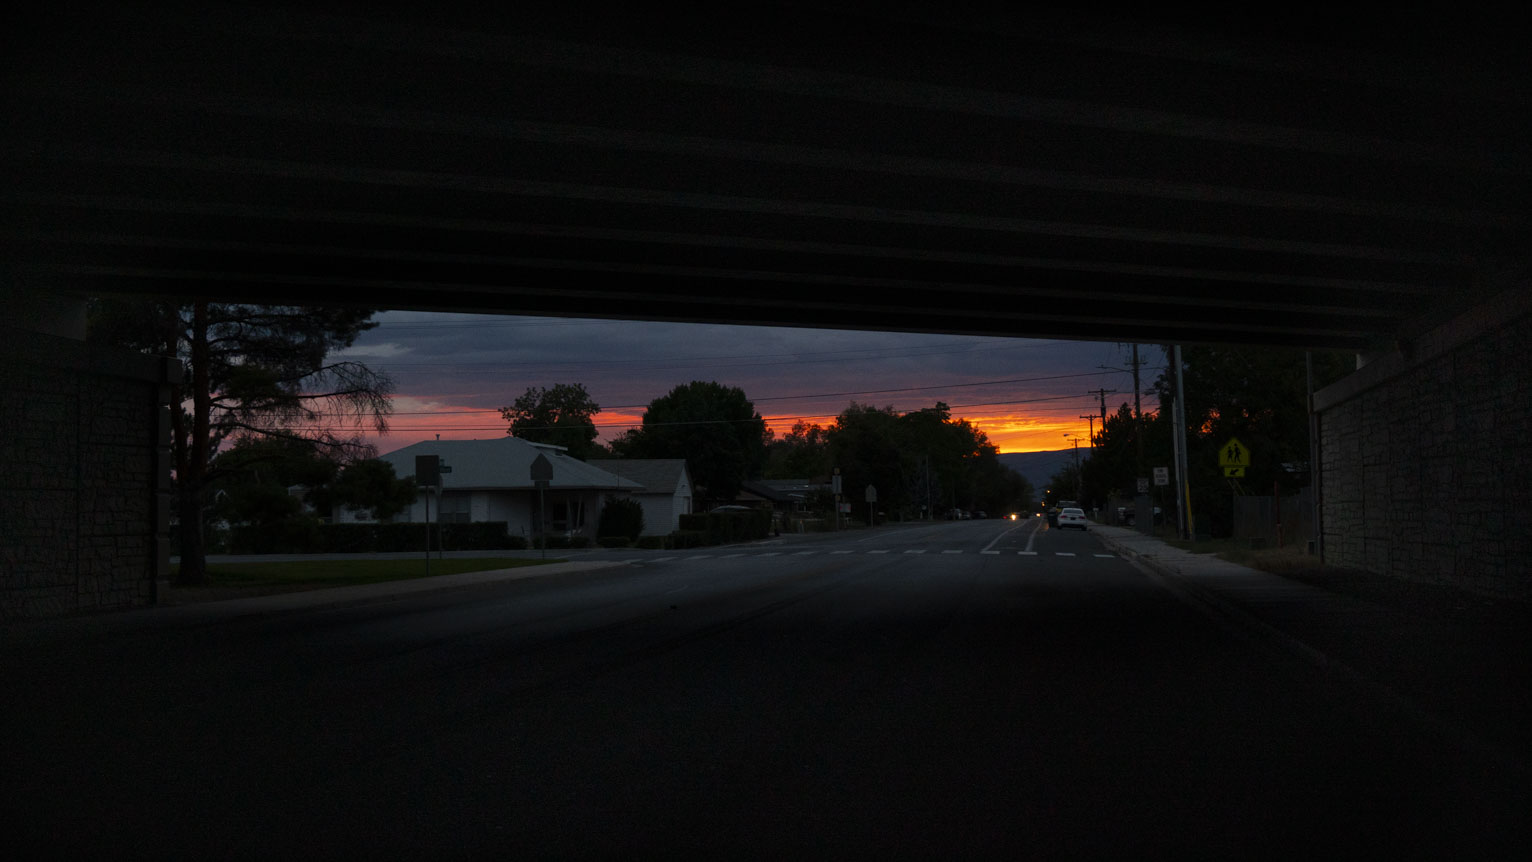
71 521 1532 780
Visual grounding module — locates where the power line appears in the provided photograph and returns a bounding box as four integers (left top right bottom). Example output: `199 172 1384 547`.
286 392 1097 434
300 370 1119 418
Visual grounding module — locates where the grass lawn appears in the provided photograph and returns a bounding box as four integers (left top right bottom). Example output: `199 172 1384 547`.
168 557 560 595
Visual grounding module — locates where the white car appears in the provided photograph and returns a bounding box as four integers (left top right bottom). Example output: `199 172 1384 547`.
1056 507 1088 530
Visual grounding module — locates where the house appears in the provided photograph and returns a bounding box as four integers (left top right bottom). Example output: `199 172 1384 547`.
737 479 825 515
367 437 643 540
587 459 693 536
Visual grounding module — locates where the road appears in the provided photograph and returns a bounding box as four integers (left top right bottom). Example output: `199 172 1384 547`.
4 518 1522 859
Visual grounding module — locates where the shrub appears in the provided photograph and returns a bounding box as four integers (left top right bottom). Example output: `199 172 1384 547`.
668 529 707 549
679 508 772 545
597 497 645 542
635 534 670 549
597 536 631 548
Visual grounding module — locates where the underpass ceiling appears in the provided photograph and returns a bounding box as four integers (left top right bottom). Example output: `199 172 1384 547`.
3 4 1528 351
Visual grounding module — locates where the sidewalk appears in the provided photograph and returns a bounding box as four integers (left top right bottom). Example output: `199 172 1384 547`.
1090 524 1530 775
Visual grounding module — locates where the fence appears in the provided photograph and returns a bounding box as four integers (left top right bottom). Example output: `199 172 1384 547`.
1232 487 1314 547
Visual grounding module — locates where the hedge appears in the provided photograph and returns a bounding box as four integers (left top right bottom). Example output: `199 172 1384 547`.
678 508 772 545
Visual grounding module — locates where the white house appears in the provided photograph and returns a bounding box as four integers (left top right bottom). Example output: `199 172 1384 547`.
367 437 644 540
589 459 693 536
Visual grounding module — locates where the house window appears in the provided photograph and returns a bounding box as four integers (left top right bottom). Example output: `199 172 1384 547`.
440 492 471 524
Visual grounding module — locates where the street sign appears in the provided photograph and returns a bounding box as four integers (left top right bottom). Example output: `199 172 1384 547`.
865 485 877 503
530 453 554 482
1153 467 1169 486
1137 477 1150 493
1223 466 1246 478
832 468 842 495
439 464 452 474
1219 437 1250 468
414 454 440 486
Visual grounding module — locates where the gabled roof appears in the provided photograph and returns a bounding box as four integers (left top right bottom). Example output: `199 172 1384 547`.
740 479 823 503
590 459 690 495
379 437 642 491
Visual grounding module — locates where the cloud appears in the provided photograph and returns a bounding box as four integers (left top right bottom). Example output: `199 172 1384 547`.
348 311 1164 454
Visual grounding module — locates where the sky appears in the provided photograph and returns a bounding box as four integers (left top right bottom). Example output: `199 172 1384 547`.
331 310 1169 457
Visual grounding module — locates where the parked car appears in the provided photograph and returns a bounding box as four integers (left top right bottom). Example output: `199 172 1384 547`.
1056 507 1088 530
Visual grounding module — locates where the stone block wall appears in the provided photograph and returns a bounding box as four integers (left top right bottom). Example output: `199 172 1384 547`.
1 326 176 619
1314 293 1531 599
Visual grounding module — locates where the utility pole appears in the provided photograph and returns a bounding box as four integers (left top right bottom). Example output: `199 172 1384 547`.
1079 414 1097 448
1089 388 1117 428
1131 344 1144 479
1173 344 1192 540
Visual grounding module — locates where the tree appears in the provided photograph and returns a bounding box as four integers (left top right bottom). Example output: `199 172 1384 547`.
763 420 831 480
88 299 394 585
610 381 767 505
499 383 602 460
1147 344 1352 536
329 459 417 521
828 403 908 516
1079 402 1144 506
596 497 645 542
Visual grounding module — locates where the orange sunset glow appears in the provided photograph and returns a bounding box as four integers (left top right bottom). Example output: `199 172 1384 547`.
367 398 1097 457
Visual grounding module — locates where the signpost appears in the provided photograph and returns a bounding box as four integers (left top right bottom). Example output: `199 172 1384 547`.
415 455 440 575
1153 466 1169 486
531 453 553 559
1219 437 1250 478
865 484 877 527
833 468 842 530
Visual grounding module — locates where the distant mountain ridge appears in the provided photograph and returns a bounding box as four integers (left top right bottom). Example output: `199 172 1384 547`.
996 449 1077 493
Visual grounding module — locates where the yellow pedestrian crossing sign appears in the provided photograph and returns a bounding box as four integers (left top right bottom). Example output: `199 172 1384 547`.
1219 437 1249 477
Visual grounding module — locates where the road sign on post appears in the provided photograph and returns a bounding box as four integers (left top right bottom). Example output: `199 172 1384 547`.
865 485 877 527
531 454 553 558
1154 467 1169 486
1219 437 1250 478
415 454 440 486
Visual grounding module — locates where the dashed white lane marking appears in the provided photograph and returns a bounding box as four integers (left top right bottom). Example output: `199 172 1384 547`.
757 552 781 557
793 551 815 555
942 550 963 554
904 549 926 554
1056 552 1076 557
1019 551 1038 556
831 550 853 555
721 553 747 558
869 549 890 554
981 550 1000 555
1095 554 1116 558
